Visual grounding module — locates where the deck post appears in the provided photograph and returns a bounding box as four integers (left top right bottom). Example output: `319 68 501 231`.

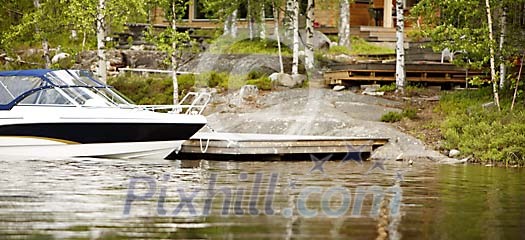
383 0 393 28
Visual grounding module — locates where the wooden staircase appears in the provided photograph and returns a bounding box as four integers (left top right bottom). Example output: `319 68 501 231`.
359 26 397 42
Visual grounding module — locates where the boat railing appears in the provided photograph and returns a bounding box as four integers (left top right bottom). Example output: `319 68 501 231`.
139 91 211 115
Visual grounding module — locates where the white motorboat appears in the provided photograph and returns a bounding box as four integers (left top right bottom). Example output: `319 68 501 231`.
0 69 207 159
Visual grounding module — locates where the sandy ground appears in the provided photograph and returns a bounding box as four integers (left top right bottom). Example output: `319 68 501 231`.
201 87 461 164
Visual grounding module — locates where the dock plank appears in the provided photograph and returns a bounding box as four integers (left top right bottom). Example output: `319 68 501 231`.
175 132 389 160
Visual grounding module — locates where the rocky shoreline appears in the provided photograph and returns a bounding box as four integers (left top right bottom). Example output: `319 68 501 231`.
201 87 464 164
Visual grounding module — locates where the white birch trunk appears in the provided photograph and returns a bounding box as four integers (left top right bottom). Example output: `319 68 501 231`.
224 14 232 36
248 0 254 40
486 0 501 109
395 0 405 91
231 9 238 38
291 0 300 75
499 8 507 88
259 3 266 40
305 0 315 71
273 2 284 73
171 3 179 104
338 0 350 47
81 32 87 51
33 0 51 68
285 0 294 39
96 0 107 83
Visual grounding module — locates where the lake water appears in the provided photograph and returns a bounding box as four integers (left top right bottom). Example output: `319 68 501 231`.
0 157 523 239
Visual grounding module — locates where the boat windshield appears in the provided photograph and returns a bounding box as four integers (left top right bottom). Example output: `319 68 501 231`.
0 70 134 108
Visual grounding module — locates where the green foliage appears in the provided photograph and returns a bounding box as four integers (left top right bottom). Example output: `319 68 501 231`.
326 37 394 56
108 73 196 105
209 38 292 56
402 108 418 120
348 37 395 55
246 77 272 90
378 83 397 92
381 111 403 122
410 0 525 70
381 108 419 122
438 88 525 166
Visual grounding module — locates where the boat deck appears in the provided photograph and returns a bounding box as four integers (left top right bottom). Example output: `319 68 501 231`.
172 132 389 161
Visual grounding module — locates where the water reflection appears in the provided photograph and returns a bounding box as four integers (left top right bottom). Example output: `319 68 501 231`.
0 157 523 239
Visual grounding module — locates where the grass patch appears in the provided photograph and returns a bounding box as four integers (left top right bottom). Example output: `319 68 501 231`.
378 83 397 92
381 108 419 122
109 71 274 105
437 88 525 166
381 111 403 122
108 73 196 105
327 37 395 56
209 38 292 56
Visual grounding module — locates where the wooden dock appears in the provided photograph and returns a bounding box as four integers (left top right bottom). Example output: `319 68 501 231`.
171 132 389 161
324 62 487 86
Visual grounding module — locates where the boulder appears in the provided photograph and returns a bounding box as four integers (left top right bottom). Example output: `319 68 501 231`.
299 30 332 50
269 72 304 88
333 85 346 91
449 149 461 157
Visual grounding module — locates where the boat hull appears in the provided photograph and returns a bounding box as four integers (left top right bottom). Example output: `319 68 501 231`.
0 108 206 159
0 137 185 159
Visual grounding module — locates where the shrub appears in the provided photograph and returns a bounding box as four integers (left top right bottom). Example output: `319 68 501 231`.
438 88 525 166
378 83 397 92
246 77 272 90
402 108 418 120
381 111 403 122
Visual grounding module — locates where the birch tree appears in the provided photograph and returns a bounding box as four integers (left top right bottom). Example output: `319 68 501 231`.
485 0 501 110
151 0 191 104
338 0 350 47
395 0 405 91
284 0 295 39
498 7 507 88
259 3 267 40
32 0 51 68
203 0 240 38
96 0 107 83
273 0 284 73
305 0 315 71
291 0 300 75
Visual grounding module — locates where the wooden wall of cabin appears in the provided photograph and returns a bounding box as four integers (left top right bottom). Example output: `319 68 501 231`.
149 0 407 31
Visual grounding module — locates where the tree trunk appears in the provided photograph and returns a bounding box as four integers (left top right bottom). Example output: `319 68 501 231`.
171 2 179 105
285 0 294 39
259 3 266 40
33 0 51 68
395 0 405 91
273 1 284 73
499 7 507 88
486 0 501 110
248 0 253 40
291 0 300 75
338 0 350 47
305 0 315 71
231 9 238 38
511 54 523 111
223 14 232 36
96 0 107 83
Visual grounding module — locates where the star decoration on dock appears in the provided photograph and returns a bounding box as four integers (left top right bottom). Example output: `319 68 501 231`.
340 144 368 166
286 179 298 190
309 154 332 174
395 170 405 182
366 158 386 174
